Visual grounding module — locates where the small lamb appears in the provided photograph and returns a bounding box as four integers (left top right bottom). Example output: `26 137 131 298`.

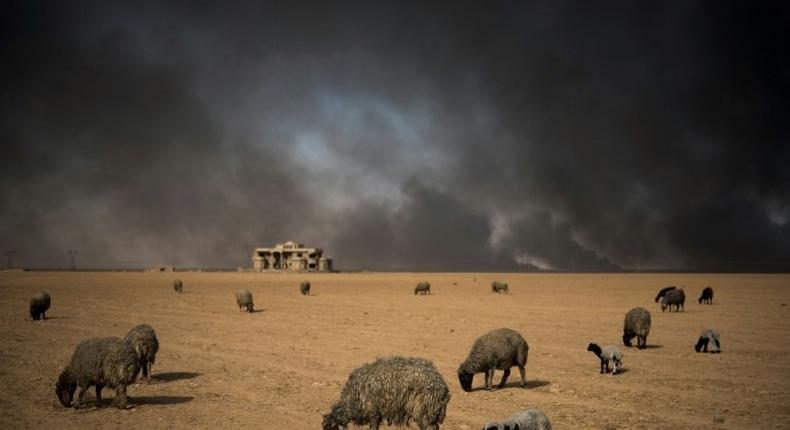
587 343 623 374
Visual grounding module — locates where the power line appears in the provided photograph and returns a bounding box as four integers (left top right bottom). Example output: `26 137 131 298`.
68 250 78 271
5 250 15 269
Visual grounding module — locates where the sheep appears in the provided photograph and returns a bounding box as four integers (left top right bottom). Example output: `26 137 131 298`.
55 337 139 409
322 356 450 430
457 327 528 392
661 288 686 312
695 329 721 353
173 279 183 293
482 408 553 430
29 292 51 321
491 281 509 294
699 287 713 304
124 324 159 383
623 307 651 349
415 282 431 295
300 281 311 296
654 286 676 303
586 343 623 374
235 289 254 312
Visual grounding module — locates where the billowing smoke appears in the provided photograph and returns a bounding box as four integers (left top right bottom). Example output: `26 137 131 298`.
2 1 788 271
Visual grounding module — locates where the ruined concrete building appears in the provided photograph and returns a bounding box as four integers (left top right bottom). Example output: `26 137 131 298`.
252 241 333 272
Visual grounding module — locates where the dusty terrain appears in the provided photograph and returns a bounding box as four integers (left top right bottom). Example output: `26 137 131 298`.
0 271 788 429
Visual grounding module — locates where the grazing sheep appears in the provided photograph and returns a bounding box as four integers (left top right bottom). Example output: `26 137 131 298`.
322 356 450 430
695 329 721 353
623 307 651 349
235 289 254 312
29 292 51 321
482 408 553 430
55 337 139 409
587 343 623 374
457 328 528 392
124 324 159 383
661 288 686 312
699 287 713 304
300 281 311 296
173 279 183 293
654 286 676 303
415 282 431 295
491 281 509 294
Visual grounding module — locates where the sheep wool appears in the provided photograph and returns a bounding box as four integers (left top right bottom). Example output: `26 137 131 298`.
623 307 651 349
55 337 139 409
482 408 553 430
323 356 450 430
458 328 529 392
124 324 159 383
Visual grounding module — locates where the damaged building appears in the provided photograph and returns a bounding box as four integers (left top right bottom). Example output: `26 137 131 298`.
251 241 333 272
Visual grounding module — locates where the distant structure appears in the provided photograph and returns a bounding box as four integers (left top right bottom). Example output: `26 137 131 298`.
252 241 333 272
145 265 176 273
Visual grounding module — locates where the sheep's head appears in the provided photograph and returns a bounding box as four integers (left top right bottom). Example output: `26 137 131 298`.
322 404 348 430
622 332 632 347
587 343 601 356
55 370 76 407
246 302 254 312
457 366 474 392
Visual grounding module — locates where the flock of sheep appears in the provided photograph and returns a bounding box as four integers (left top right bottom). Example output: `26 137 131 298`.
28 278 721 429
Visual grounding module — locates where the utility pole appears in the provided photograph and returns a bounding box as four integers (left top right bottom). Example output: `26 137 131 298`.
68 250 78 271
5 250 15 269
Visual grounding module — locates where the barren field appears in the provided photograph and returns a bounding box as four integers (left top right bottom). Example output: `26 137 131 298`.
1 272 789 429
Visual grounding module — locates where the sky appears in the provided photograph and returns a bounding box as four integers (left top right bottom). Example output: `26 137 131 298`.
1 1 788 271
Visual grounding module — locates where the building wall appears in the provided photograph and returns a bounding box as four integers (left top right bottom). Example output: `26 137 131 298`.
251 242 333 272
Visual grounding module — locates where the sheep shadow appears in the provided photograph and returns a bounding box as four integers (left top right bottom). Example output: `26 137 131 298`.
39 316 72 320
613 368 630 375
131 395 194 406
153 372 201 383
468 379 550 392
248 309 265 314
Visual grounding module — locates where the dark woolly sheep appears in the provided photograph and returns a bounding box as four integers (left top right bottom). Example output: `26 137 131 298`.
458 328 528 392
124 324 159 383
587 343 623 374
415 282 431 295
491 281 509 294
661 288 686 312
173 279 183 294
30 292 51 321
654 286 676 303
623 307 651 349
55 337 139 409
699 287 713 304
322 356 450 430
482 408 553 430
300 281 311 296
235 289 254 312
695 329 721 353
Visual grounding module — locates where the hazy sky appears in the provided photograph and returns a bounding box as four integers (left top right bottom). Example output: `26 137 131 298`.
2 1 788 271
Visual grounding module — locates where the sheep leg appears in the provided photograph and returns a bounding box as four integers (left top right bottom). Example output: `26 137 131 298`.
485 368 496 390
498 368 510 388
94 384 104 407
369 416 381 430
113 384 129 409
517 365 526 387
74 386 86 409
605 360 610 373
146 361 154 384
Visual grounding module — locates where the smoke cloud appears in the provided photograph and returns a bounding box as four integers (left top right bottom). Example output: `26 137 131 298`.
2 1 788 271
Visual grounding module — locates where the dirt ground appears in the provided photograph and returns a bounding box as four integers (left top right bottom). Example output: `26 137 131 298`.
0 271 788 429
